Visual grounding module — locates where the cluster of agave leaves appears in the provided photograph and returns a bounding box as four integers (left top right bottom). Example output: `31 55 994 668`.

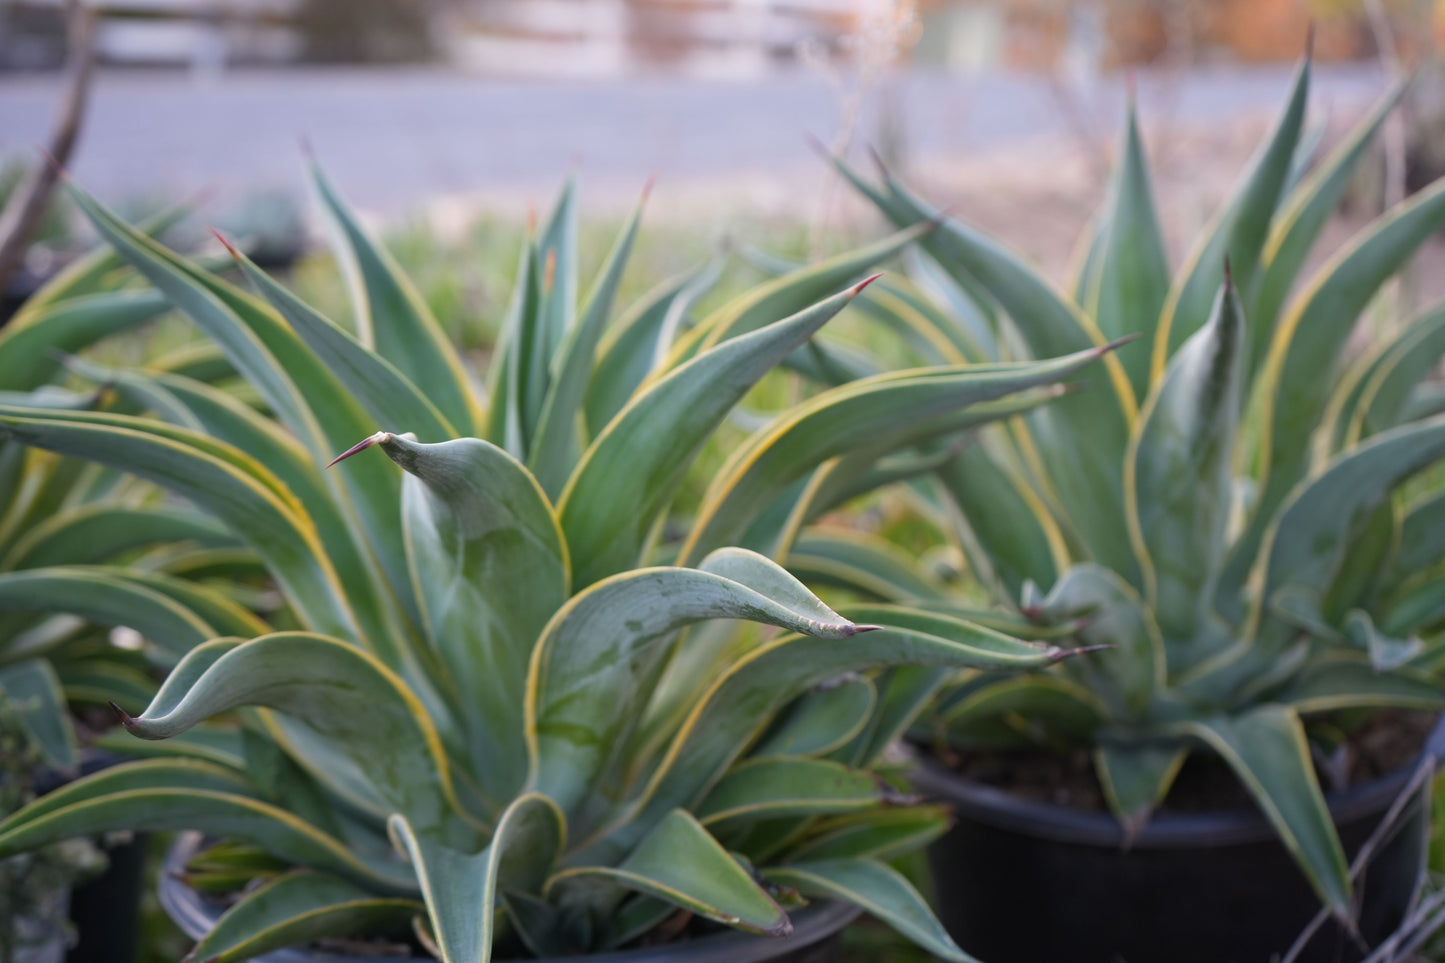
0 153 1128 961
746 54 1445 917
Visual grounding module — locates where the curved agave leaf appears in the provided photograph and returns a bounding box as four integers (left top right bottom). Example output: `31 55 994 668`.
1176 706 1349 915
683 346 1118 564
529 188 647 498
187 870 420 963
116 632 471 844
584 261 721 437
0 659 75 768
1238 178 1445 604
1255 416 1445 650
0 759 413 890
227 240 456 443
390 793 563 963
537 178 579 360
310 163 480 436
1127 271 1244 642
751 676 877 759
1344 301 1445 444
765 858 974 963
114 569 272 641
370 432 568 801
0 290 170 392
0 504 231 571
0 409 359 643
1153 54 1308 376
1249 78 1408 366
1275 656 1443 712
1088 100 1170 396
548 810 789 938
697 758 900 826
559 279 872 587
526 548 860 817
489 232 546 458
0 567 218 655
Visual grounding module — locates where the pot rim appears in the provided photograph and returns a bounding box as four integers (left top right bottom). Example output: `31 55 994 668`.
908 711 1445 848
161 831 861 963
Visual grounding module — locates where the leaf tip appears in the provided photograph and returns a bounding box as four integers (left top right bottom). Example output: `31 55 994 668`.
1305 20 1316 61
1100 333 1143 355
208 227 241 261
108 701 136 729
803 130 829 159
764 914 794 938
1222 255 1233 289
866 144 892 181
850 273 885 297
326 431 390 468
1056 643 1113 663
851 623 886 634
642 171 659 202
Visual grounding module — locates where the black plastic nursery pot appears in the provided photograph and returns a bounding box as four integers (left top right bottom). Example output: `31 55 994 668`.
161 832 860 963
910 714 1445 963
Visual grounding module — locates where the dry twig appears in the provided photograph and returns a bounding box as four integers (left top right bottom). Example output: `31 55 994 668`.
0 0 97 294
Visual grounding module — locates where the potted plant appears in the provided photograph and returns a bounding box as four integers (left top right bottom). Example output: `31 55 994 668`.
820 53 1445 962
0 170 1117 961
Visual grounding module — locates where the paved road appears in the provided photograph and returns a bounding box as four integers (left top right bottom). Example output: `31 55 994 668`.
0 63 1390 217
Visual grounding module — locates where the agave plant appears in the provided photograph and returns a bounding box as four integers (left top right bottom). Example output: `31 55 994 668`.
0 169 1117 962
805 57 1445 915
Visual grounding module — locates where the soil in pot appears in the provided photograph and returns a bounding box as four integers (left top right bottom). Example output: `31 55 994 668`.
914 709 1443 963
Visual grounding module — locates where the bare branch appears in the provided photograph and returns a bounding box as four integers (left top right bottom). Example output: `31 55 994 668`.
0 0 97 294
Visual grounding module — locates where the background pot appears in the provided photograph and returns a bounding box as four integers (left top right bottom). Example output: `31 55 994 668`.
910 714 1445 963
161 832 860 963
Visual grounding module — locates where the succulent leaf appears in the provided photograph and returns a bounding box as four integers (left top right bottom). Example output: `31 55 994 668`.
1177 706 1349 915
548 810 788 938
766 858 976 963
377 433 568 801
1090 100 1170 396
1154 55 1309 376
391 793 563 963
310 164 479 436
526 549 859 818
186 871 421 963
1127 271 1245 642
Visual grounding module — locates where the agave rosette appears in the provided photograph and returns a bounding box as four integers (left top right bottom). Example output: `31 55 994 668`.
0 167 1120 961
808 55 1445 915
